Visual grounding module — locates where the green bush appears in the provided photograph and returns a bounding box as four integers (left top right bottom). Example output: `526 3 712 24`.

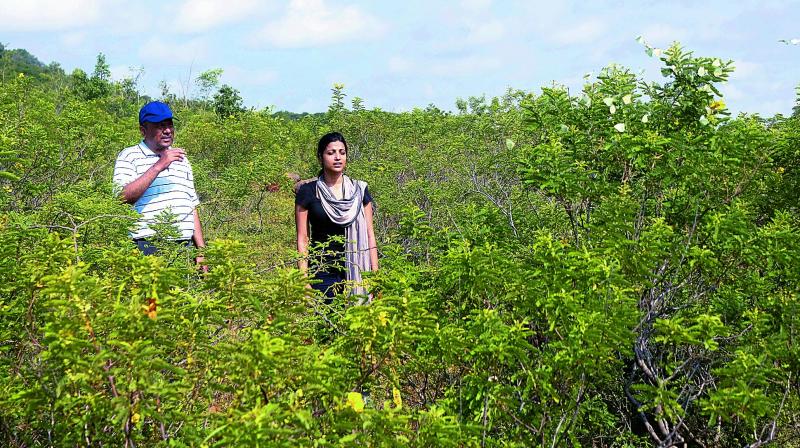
0 44 798 447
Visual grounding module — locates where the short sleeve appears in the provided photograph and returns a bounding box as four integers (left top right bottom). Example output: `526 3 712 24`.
112 154 136 189
296 181 315 209
185 159 200 207
363 186 373 206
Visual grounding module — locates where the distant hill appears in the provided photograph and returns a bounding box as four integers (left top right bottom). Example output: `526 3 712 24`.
271 110 326 121
0 44 377 117
0 43 63 81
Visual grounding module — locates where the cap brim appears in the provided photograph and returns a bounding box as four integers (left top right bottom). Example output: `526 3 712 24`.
140 115 177 124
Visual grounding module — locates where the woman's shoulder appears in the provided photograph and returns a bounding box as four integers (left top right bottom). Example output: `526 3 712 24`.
295 177 318 205
352 178 372 204
295 177 318 194
348 177 367 189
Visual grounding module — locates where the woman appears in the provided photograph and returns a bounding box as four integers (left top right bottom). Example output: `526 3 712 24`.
295 132 378 300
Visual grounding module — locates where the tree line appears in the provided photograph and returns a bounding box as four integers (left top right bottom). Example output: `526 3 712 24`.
0 44 798 447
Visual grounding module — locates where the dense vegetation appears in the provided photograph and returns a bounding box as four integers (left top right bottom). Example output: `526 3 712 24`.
1 44 798 447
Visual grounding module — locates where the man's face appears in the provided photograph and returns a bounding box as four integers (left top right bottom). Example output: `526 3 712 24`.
140 119 174 151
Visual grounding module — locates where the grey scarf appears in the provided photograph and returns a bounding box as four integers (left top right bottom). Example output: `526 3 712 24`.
316 175 372 299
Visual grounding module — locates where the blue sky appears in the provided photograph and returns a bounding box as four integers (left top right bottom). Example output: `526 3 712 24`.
2 0 798 114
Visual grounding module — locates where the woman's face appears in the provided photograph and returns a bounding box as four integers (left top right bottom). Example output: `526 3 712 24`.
321 141 347 175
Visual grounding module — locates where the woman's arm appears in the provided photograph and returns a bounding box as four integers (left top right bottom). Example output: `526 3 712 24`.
364 202 379 271
296 204 310 274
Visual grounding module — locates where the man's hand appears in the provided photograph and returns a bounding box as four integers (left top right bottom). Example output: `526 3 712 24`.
195 255 209 273
119 148 188 204
155 148 186 171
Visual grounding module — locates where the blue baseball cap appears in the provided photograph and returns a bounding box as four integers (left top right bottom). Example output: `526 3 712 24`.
139 101 175 124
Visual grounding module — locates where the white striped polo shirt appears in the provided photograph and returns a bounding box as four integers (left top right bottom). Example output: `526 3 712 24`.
113 141 200 240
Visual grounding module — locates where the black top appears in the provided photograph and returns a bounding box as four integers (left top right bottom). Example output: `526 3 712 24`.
296 180 373 273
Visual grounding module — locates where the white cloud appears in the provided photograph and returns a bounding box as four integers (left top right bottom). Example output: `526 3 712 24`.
460 0 492 12
388 53 501 78
110 65 133 81
721 78 795 115
729 59 761 80
436 1 506 47
387 56 414 74
721 84 744 101
465 19 506 44
517 2 570 34
137 37 209 67
428 54 501 77
164 79 186 98
225 66 279 86
554 74 588 90
60 31 88 48
0 0 103 31
174 0 262 33
638 23 690 46
756 99 793 116
423 83 435 97
254 0 385 48
296 96 320 112
551 17 608 45
109 64 145 83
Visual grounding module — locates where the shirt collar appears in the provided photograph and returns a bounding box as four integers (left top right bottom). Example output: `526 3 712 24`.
138 140 158 157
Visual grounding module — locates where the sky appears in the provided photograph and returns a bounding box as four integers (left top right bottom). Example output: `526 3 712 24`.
1 0 798 115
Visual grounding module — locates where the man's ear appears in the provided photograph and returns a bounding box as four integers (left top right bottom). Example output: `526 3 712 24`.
139 124 147 138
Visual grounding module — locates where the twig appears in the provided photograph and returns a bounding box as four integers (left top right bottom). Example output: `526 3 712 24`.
481 391 489 448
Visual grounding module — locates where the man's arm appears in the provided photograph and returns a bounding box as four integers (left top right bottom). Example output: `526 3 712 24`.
192 208 208 272
120 149 186 204
192 209 206 249
192 209 206 248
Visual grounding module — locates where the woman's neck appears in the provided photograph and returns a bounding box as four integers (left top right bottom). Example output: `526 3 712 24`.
322 171 344 199
322 171 343 188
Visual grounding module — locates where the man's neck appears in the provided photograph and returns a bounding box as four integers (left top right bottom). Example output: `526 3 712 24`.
142 139 167 154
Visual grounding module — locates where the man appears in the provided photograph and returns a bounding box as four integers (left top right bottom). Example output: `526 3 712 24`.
113 101 206 268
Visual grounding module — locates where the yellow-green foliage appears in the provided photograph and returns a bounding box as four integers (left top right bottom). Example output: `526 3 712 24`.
0 44 798 447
